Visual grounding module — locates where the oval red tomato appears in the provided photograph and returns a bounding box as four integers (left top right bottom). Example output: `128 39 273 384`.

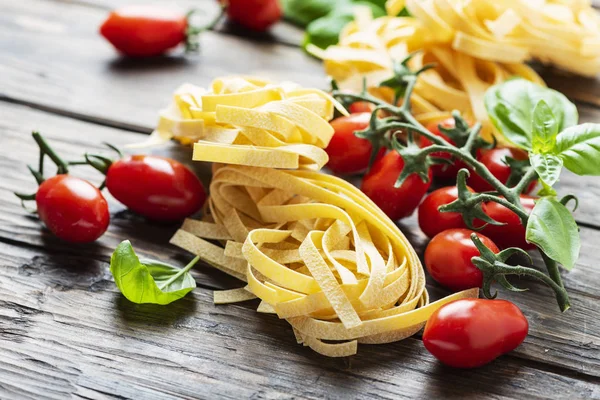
348 101 373 113
361 151 432 221
420 118 465 180
36 175 110 243
326 112 384 175
100 6 188 57
423 298 529 368
226 0 282 31
425 229 499 291
418 186 480 238
106 155 206 221
482 195 536 250
468 148 537 193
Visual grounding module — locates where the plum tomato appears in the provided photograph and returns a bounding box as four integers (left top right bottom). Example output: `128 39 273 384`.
225 0 282 31
100 6 188 57
106 155 206 221
420 118 465 180
425 229 499 291
348 101 373 113
423 298 529 368
326 112 384 175
418 186 478 238
468 148 537 193
36 175 110 243
482 195 536 250
361 151 432 221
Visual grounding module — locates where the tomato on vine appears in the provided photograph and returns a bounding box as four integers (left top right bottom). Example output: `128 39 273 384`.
468 148 537 193
225 0 282 31
482 195 536 250
423 298 528 368
361 151 431 221
326 112 384 175
419 118 465 180
425 229 499 291
36 175 110 243
418 186 480 238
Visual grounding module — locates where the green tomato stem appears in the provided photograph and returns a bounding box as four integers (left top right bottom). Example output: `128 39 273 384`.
31 131 69 175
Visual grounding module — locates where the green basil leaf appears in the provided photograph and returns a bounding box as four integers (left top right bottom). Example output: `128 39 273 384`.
555 123 600 176
485 79 578 150
526 197 580 270
537 181 557 197
531 100 558 154
110 240 197 305
282 0 348 27
530 153 563 186
303 2 385 50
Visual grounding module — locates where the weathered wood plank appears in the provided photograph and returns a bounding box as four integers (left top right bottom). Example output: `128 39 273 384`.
3 0 600 130
1 102 599 382
2 243 599 400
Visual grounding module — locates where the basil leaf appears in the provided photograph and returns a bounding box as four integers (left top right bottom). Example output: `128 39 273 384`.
303 2 385 50
531 100 558 153
110 240 197 305
530 153 563 186
555 123 600 176
282 0 347 27
485 79 578 150
526 197 580 270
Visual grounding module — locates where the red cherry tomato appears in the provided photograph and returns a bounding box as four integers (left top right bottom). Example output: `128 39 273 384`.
100 6 188 57
36 175 109 243
225 0 282 31
106 155 206 221
361 151 432 221
420 118 465 180
326 113 384 175
418 186 479 238
425 229 499 291
423 298 529 368
348 101 373 113
468 148 537 193
482 195 536 250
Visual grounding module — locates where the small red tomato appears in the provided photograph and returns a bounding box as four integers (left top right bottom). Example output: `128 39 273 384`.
425 229 499 291
418 186 479 238
106 155 206 221
420 118 465 180
361 151 432 221
36 175 110 243
348 101 373 113
100 6 188 57
468 148 537 193
423 298 529 368
225 0 282 31
326 112 384 175
482 195 536 250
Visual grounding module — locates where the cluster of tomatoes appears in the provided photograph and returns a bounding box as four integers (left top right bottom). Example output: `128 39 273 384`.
33 151 206 243
326 106 532 368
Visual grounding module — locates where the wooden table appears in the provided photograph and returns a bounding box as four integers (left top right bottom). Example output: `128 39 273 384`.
1 1 600 398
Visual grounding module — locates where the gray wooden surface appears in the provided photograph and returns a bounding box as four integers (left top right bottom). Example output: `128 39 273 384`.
1 1 600 399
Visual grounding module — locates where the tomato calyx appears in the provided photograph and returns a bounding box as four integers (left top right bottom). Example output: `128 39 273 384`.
438 169 505 230
184 6 227 53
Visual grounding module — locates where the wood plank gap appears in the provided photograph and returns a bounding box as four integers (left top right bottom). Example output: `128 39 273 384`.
0 95 152 135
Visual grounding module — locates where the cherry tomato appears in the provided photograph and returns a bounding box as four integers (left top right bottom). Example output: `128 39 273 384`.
420 118 465 180
468 148 537 193
348 101 373 113
361 151 432 221
482 195 536 250
423 298 529 368
425 229 499 291
106 155 206 221
418 186 479 238
36 175 110 243
225 0 282 31
326 113 384 175
100 6 188 57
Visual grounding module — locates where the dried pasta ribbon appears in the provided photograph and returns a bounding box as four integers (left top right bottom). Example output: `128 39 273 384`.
170 163 480 357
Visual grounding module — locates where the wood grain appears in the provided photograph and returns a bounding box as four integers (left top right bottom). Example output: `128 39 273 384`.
1 103 599 389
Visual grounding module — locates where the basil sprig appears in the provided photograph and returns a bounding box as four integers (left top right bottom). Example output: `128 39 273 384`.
110 240 199 305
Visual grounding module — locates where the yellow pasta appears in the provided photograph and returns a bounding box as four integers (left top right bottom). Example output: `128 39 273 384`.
312 1 599 142
159 75 480 357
